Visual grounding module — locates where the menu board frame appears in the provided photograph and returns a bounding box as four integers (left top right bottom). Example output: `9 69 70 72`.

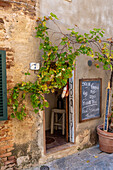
79 78 102 122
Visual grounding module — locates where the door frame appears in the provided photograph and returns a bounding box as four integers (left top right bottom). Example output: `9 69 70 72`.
43 70 76 154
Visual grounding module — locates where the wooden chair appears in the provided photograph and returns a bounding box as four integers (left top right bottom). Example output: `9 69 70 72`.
51 109 65 135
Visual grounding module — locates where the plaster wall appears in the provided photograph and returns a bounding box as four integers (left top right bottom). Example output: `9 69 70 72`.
40 0 113 37
38 0 112 164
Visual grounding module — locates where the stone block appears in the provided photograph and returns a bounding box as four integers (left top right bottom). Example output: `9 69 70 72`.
1 166 7 170
0 18 4 24
0 1 12 8
1 157 7 162
7 163 16 168
8 156 15 160
7 147 15 152
0 126 5 130
4 159 16 165
0 136 13 142
17 156 29 166
0 149 6 155
0 152 12 158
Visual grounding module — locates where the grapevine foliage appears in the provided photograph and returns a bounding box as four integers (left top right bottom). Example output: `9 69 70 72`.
8 13 113 120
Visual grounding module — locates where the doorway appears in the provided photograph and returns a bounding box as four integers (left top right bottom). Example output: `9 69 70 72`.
44 71 75 153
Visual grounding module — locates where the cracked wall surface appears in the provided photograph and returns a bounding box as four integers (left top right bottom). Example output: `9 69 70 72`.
0 0 113 169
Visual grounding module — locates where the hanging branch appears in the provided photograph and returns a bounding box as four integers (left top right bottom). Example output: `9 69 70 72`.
8 13 113 120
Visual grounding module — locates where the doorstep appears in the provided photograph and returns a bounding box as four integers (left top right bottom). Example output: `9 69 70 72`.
39 143 77 165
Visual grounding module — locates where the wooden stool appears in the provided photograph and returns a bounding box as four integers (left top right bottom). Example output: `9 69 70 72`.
51 109 65 135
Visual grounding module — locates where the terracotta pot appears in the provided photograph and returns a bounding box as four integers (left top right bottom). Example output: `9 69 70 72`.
97 124 113 153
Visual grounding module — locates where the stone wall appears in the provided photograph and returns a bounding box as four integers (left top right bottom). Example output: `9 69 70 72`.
0 120 16 169
0 0 41 169
0 46 16 170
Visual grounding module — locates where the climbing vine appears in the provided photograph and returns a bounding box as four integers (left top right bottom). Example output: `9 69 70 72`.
8 13 113 120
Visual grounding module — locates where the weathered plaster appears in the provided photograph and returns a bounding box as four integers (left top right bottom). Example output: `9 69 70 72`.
0 0 113 169
38 0 112 165
40 0 113 36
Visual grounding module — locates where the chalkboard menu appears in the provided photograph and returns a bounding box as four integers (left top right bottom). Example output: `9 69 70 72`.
79 79 102 122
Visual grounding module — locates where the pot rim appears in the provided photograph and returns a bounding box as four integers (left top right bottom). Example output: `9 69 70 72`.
97 124 113 138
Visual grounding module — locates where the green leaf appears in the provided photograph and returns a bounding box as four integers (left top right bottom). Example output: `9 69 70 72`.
12 94 17 99
19 86 25 90
8 98 12 105
25 72 30 75
34 109 39 113
95 64 99 68
50 13 58 20
39 43 43 50
22 93 26 99
11 113 15 118
110 64 112 71
44 101 49 108
99 33 103 37
60 41 66 45
67 28 74 31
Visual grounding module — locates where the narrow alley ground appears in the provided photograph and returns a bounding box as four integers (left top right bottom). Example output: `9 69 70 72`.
26 145 113 170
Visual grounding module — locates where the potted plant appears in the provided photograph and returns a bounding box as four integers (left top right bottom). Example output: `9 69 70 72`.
97 124 113 153
97 93 113 153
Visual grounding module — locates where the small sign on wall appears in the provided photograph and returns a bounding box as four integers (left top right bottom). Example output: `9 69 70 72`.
29 63 40 70
79 78 102 122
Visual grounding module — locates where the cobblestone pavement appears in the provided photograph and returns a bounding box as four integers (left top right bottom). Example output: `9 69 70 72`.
27 145 113 170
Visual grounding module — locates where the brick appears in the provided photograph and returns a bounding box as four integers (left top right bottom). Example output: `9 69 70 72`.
7 167 14 170
7 83 15 90
0 142 8 148
6 65 10 69
4 120 9 125
7 132 13 136
8 156 15 160
1 166 6 170
7 147 14 152
0 129 9 136
0 129 9 133
6 48 14 52
0 149 6 155
6 53 13 57
7 80 13 83
0 1 12 8
1 144 14 150
7 61 15 67
0 131 6 137
0 18 4 24
0 152 12 158
0 136 13 142
8 163 16 168
6 52 14 56
1 157 7 162
4 159 16 165
0 126 5 130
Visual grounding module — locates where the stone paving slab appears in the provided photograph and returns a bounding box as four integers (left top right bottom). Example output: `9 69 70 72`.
26 145 113 170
